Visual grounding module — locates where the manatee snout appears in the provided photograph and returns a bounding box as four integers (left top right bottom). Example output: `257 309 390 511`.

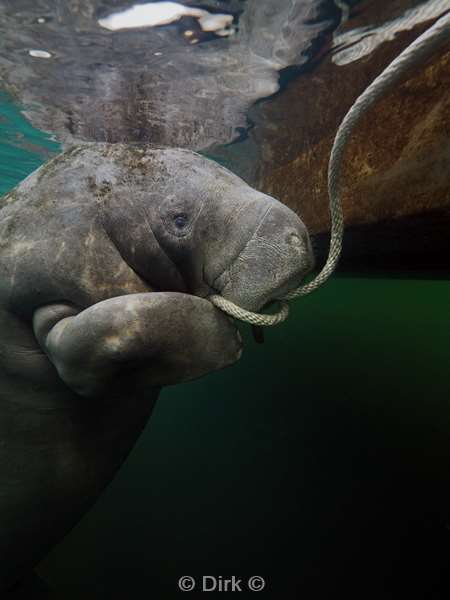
214 201 314 312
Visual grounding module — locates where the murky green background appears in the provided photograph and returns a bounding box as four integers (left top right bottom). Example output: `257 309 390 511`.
2 95 450 599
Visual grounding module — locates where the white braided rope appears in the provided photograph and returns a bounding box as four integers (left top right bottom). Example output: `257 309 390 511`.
210 296 290 326
210 11 450 325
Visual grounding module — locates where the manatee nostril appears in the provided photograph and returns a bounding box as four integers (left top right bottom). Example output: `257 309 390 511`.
287 232 301 247
286 230 315 270
287 232 306 252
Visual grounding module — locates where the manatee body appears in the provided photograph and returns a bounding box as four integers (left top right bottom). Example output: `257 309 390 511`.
0 143 313 591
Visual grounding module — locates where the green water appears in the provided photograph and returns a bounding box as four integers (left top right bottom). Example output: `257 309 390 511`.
0 92 59 196
35 277 450 599
2 101 450 598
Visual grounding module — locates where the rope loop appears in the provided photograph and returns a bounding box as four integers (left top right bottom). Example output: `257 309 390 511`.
209 295 290 326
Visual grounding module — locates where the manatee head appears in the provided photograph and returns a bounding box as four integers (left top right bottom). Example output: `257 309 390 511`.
144 148 314 312
80 144 314 312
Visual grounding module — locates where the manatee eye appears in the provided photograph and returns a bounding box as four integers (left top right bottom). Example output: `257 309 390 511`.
174 213 188 229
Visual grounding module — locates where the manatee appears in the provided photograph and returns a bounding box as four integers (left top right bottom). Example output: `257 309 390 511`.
0 143 313 591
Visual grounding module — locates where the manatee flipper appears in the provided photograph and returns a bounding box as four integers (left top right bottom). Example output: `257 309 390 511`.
33 292 242 398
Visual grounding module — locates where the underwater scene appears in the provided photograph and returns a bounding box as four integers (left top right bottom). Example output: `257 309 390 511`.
0 1 449 598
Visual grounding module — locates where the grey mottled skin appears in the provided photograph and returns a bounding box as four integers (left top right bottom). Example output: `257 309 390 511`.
0 143 313 591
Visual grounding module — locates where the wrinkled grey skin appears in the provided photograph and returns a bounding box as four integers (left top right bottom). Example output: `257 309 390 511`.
0 143 313 591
